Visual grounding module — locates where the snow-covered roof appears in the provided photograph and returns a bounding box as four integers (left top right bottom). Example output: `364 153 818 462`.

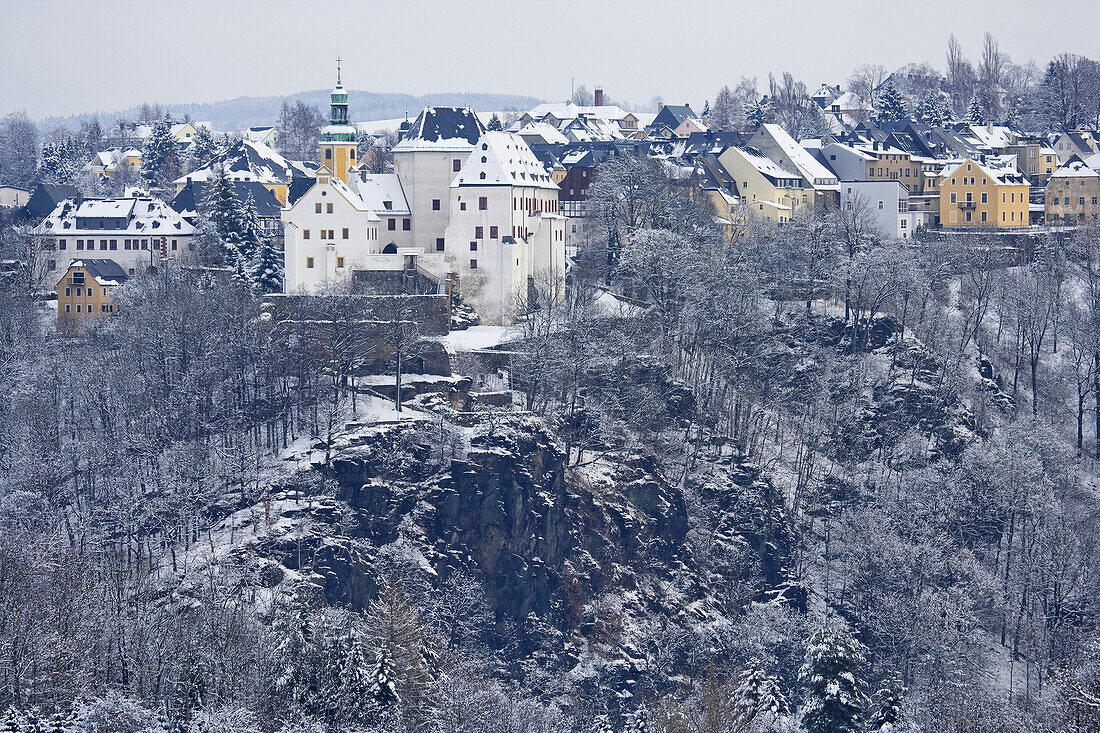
59 258 130 288
515 121 570 145
940 157 1028 185
392 106 486 153
524 101 631 124
452 132 558 189
1051 158 1099 179
175 140 313 187
965 124 1017 150
34 196 196 236
731 146 801 181
353 174 411 215
759 124 838 185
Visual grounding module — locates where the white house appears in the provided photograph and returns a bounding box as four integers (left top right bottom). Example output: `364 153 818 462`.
442 131 566 324
33 195 196 285
839 181 923 240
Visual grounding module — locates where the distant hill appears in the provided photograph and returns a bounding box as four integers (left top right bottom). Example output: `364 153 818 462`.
41 89 545 132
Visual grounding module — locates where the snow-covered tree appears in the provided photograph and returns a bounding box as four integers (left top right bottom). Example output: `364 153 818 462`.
188 125 218 169
732 664 790 731
624 707 648 732
589 713 615 733
874 82 909 123
914 92 951 126
798 625 868 733
966 94 985 124
710 85 737 131
370 649 399 706
867 674 905 731
747 99 771 128
271 597 315 712
487 113 503 131
249 237 283 294
141 118 180 186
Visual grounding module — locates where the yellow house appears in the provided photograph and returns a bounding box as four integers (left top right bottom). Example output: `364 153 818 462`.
939 157 1029 228
1007 140 1057 184
85 148 142 178
718 145 808 224
56 259 129 327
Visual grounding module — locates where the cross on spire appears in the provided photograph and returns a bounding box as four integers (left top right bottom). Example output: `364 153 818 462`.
336 57 342 86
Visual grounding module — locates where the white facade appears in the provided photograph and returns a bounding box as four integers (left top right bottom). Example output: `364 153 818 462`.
443 132 567 324
840 181 915 240
33 196 196 286
392 146 469 253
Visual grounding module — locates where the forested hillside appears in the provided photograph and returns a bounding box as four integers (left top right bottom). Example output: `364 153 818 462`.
1 149 1098 732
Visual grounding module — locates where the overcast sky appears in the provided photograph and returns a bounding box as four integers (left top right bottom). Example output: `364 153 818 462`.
4 0 1099 121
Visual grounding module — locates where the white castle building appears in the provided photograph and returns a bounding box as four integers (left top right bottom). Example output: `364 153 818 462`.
282 68 566 324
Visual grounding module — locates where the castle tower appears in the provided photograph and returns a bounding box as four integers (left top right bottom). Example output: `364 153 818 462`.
319 58 357 184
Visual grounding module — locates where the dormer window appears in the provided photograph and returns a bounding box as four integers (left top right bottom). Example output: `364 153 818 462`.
383 200 392 210
482 156 487 163
482 143 488 150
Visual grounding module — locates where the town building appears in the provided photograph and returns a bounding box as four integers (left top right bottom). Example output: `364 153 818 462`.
0 185 29 208
170 179 284 238
938 157 1029 228
33 195 196 284
85 148 142 179
56 259 128 326
176 139 315 205
839 181 925 239
718 146 807 224
1045 157 1100 227
749 124 839 207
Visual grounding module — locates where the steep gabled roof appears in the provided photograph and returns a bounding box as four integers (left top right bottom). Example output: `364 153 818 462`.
392 107 486 152
175 140 314 187
452 132 558 189
170 180 283 218
65 258 129 286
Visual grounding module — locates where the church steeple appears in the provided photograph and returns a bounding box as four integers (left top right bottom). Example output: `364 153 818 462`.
319 58 357 183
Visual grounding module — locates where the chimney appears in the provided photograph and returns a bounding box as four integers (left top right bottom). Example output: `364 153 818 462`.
594 86 604 107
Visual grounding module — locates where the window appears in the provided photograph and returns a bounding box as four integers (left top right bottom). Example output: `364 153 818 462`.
76 240 84 250
59 239 66 250
65 304 70 313
490 225 498 238
878 201 884 210
453 159 461 172
981 211 987 222
432 199 440 211
325 149 332 160
981 193 987 203
65 288 70 296
171 239 177 250
110 239 117 250
342 228 349 239
141 240 147 248
303 229 310 239
388 219 396 230
327 203 333 214
460 202 466 211
315 203 323 213
475 226 483 238
306 257 315 268
336 257 345 268
320 230 327 240
1082 197 1087 205
469 259 477 269
102 289 108 297
965 211 972 222
436 238 445 251
101 305 110 313
76 305 81 313
479 196 487 210
402 219 410 231
950 193 957 203
100 240 107 250
328 229 334 239
470 241 478 251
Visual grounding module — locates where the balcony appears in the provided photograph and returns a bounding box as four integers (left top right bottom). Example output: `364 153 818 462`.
958 200 976 209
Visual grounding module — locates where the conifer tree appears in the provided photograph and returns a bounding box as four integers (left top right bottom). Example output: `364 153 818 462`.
141 118 180 186
966 94 985 124
798 625 868 733
589 713 614 733
370 649 399 706
249 237 284 294
731 664 790 731
238 191 263 262
747 100 771 128
874 81 909 123
189 125 218 168
271 597 315 713
867 674 905 731
914 92 950 126
487 113 503 131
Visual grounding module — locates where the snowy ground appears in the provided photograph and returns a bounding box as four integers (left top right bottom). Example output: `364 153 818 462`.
436 325 519 352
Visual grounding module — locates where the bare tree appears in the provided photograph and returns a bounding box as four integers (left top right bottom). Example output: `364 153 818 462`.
847 64 888 107
946 35 978 118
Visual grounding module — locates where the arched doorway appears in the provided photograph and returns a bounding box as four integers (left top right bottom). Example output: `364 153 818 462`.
382 242 397 254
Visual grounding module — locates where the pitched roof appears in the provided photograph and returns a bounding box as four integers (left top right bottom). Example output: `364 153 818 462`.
392 106 486 152
35 196 196 236
940 157 1028 185
175 140 314 187
1051 156 1099 179
757 124 838 185
170 180 283 218
64 258 129 286
452 132 558 189
353 174 411 215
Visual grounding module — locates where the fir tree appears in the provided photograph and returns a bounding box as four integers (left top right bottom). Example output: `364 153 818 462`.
141 118 180 186
249 237 284 294
966 94 985 124
238 191 263 261
487 113 503 131
747 100 771 128
914 92 950 127
867 674 905 731
201 165 245 263
2 707 24 733
702 98 711 117
731 664 789 731
370 649 399 706
874 81 909 123
189 125 218 168
271 597 315 712
798 625 868 733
